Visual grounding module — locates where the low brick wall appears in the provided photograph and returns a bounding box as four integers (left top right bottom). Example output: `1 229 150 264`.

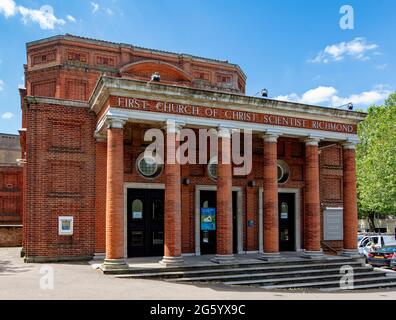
0 226 22 247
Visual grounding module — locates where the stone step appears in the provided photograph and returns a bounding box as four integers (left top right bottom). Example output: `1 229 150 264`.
167 266 372 283
224 271 383 287
322 280 396 292
114 256 361 275
116 260 364 279
260 275 396 290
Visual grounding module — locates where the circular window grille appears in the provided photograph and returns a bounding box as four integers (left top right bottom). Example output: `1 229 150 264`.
277 160 290 184
136 153 163 179
207 158 217 181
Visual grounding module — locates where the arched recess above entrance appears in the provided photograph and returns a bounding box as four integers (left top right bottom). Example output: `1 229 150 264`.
119 60 193 85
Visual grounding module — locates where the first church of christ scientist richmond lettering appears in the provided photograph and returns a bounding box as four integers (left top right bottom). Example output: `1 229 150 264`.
114 97 356 134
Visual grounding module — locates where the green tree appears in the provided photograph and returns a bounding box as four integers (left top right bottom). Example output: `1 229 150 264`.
356 92 396 231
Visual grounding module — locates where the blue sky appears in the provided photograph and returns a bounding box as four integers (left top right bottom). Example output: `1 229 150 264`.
0 0 395 134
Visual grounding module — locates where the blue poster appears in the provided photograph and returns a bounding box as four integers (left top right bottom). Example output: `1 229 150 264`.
200 208 216 231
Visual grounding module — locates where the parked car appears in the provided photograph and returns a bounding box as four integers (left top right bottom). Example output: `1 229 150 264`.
391 254 396 270
358 235 396 257
367 246 396 267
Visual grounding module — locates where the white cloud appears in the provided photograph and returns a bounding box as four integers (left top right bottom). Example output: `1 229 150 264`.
91 2 99 13
66 14 76 23
0 79 3 91
274 85 392 108
309 38 379 64
0 0 17 17
375 63 389 70
300 86 337 104
18 5 65 30
0 1 65 30
1 112 14 120
90 2 115 16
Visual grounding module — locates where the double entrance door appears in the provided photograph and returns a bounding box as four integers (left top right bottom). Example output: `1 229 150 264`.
126 189 296 257
127 189 164 257
199 190 238 255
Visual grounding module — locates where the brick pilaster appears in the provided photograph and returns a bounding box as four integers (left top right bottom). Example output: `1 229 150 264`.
161 121 184 266
101 118 128 271
342 142 359 255
303 137 322 256
213 127 235 263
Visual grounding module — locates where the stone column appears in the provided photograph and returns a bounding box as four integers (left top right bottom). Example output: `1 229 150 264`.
212 126 235 263
160 121 184 266
259 133 280 260
342 141 360 256
303 137 323 257
101 118 128 271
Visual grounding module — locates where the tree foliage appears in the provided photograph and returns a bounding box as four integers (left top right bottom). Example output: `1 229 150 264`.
356 92 396 224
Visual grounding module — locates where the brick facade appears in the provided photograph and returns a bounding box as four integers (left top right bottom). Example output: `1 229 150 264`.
0 134 23 247
20 35 364 263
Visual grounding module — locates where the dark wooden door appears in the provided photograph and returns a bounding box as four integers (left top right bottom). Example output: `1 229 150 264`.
278 193 296 251
200 191 217 255
200 190 238 254
127 189 164 257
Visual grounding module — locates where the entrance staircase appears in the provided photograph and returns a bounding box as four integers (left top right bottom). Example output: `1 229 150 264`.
114 256 396 291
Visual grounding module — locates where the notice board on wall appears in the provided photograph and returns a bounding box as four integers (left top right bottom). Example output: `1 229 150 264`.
323 208 344 241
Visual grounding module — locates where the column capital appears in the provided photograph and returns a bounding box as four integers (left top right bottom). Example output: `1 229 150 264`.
106 117 127 129
163 120 185 134
94 131 107 142
304 136 321 146
342 139 359 150
261 131 280 143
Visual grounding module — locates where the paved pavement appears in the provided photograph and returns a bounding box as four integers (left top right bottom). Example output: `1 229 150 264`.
1 247 396 300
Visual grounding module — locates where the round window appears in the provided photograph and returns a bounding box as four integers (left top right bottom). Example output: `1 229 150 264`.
277 160 290 184
207 157 217 181
136 153 163 178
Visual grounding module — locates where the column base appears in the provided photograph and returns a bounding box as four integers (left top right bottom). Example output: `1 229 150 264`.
93 253 105 261
160 256 184 267
99 258 129 272
340 249 362 258
257 252 282 261
301 249 325 259
211 254 237 264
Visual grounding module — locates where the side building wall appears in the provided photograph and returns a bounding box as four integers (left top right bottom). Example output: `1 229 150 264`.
0 166 23 247
24 101 96 262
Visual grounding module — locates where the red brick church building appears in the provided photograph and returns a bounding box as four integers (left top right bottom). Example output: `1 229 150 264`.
19 34 365 269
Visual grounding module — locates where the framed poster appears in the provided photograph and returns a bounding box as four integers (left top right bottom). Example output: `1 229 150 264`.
58 216 73 236
200 207 216 231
